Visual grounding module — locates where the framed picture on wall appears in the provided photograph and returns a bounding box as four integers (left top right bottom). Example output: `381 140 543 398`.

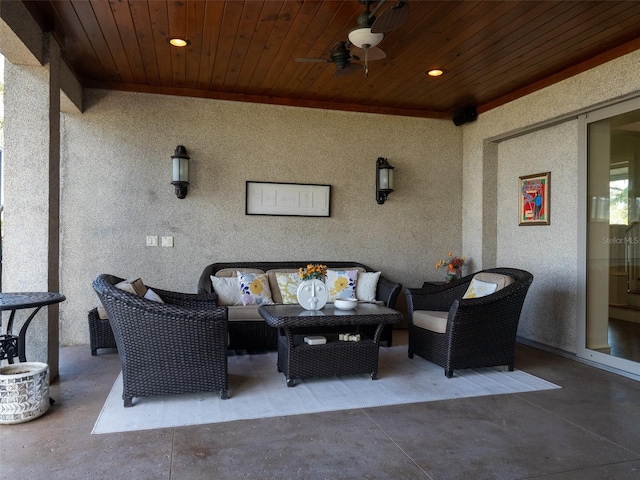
245 181 331 217
519 172 550 225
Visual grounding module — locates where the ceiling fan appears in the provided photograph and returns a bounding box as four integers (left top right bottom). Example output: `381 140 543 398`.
295 0 409 77
295 41 364 77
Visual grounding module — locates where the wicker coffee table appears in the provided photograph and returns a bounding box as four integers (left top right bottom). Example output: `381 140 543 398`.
258 303 402 387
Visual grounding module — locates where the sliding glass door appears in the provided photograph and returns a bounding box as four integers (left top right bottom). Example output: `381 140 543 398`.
580 98 640 376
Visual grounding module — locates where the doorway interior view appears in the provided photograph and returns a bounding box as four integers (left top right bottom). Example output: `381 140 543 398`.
586 101 640 375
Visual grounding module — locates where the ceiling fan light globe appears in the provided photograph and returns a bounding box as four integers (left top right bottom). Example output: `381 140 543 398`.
348 27 384 48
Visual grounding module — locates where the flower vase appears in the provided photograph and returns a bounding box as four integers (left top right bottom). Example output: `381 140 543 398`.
445 267 462 283
296 279 329 310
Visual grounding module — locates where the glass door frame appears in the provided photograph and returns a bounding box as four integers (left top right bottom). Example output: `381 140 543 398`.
578 97 640 377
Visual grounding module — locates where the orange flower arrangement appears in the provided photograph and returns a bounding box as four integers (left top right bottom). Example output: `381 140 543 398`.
435 252 466 271
298 263 327 281
436 253 466 282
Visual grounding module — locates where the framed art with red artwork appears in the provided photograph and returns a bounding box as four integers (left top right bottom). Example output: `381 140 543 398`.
519 172 550 226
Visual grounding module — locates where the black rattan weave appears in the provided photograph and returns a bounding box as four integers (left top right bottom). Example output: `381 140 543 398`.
93 274 229 406
405 268 533 378
198 262 402 349
277 334 379 384
260 303 402 386
88 307 117 355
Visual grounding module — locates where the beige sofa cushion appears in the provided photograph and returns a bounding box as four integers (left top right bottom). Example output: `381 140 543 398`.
412 310 448 333
215 268 265 278
472 272 514 291
228 305 263 321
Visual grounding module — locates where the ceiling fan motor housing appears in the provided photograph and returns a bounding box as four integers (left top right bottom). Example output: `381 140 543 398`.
330 42 352 68
357 9 375 28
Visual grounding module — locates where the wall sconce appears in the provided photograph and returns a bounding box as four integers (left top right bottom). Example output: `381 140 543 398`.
171 145 190 199
376 157 395 204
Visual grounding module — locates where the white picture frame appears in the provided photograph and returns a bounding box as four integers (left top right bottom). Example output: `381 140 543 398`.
245 181 331 217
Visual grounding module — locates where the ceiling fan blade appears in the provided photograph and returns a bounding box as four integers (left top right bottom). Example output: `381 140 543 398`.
351 46 386 61
295 58 330 63
334 63 363 77
371 1 409 33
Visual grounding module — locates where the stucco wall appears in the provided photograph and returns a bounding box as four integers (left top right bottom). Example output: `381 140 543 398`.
497 122 578 352
59 90 462 345
462 49 640 354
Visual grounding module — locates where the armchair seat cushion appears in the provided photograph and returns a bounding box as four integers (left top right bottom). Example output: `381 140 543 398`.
412 310 448 333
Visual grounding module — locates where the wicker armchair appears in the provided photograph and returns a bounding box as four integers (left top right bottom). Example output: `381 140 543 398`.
93 274 229 406
405 268 533 378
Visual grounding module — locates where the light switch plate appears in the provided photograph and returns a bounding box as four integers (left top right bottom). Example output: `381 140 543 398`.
146 235 158 247
161 236 174 247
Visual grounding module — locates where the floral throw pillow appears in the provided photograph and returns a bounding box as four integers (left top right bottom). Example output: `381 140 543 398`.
462 278 498 299
275 272 302 304
325 269 358 302
237 272 274 306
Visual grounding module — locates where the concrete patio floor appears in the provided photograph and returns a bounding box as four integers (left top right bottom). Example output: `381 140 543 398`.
2 330 640 479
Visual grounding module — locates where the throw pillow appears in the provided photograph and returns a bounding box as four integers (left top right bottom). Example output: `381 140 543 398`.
97 306 108 319
275 272 302 304
143 288 164 303
115 278 148 297
237 272 274 306
210 275 243 306
356 271 381 302
463 278 498 299
325 269 358 302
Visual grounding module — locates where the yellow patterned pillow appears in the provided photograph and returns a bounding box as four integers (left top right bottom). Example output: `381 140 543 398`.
325 269 358 302
462 278 498 299
237 272 274 306
275 272 302 304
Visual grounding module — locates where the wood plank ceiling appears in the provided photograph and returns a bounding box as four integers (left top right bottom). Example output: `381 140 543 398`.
24 0 640 119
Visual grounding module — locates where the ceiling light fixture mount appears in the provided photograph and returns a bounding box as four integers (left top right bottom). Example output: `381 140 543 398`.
167 37 190 47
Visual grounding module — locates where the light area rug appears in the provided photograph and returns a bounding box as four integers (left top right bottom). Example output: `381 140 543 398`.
92 346 560 434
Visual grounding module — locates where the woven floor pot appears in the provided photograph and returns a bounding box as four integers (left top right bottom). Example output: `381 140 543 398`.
0 362 50 424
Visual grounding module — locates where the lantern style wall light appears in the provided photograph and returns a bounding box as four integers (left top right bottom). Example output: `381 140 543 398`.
376 157 395 204
171 145 190 199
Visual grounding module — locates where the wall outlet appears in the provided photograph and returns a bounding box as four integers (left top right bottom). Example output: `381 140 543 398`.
146 235 158 247
161 236 174 247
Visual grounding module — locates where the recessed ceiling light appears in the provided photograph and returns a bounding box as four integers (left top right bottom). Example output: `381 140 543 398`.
167 37 190 47
427 69 444 77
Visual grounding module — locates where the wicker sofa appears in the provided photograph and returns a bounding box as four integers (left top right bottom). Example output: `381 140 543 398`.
197 262 402 351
